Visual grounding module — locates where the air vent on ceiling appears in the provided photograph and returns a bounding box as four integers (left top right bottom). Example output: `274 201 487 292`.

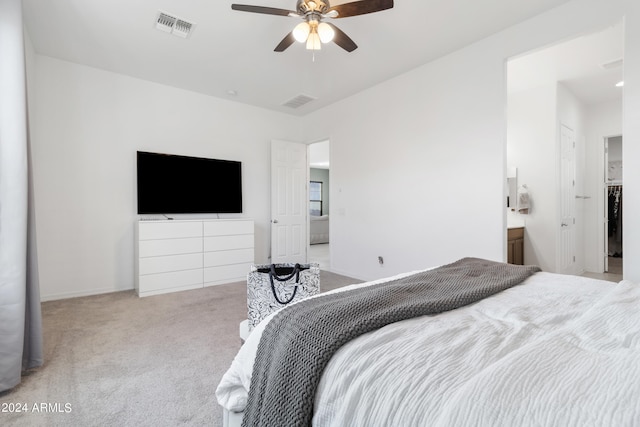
155 11 195 38
600 58 623 70
282 94 316 109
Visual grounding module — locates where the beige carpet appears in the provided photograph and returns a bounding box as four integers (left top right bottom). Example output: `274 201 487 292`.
0 270 360 427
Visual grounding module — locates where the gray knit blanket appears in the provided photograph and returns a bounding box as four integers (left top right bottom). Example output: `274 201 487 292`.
241 257 541 427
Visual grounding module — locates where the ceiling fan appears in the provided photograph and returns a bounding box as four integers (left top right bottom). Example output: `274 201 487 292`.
231 0 394 52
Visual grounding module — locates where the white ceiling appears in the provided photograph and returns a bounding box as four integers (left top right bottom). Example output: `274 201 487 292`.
23 0 583 116
508 21 624 105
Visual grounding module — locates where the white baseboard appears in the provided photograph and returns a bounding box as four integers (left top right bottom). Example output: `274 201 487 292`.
326 267 369 283
40 286 134 302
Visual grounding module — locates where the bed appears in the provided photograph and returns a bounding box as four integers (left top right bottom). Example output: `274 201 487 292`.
216 258 640 427
310 214 329 244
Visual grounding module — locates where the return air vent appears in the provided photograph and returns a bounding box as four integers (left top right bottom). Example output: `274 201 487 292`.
282 94 316 109
155 11 195 38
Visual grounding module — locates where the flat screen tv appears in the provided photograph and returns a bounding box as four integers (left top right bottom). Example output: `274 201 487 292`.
137 151 242 214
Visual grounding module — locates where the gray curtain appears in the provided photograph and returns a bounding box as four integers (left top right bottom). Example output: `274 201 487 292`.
0 0 43 392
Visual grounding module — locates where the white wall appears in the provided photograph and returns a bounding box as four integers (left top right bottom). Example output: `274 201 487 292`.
506 82 587 275
622 0 640 281
507 84 557 272
27 0 640 298
608 136 623 161
299 0 637 282
302 44 508 280
31 56 302 300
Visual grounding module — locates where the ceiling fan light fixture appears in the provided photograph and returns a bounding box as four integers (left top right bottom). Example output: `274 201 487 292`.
231 0 395 53
317 22 334 43
306 31 322 50
293 21 311 42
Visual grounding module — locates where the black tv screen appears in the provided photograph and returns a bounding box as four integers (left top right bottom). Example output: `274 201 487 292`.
137 151 242 214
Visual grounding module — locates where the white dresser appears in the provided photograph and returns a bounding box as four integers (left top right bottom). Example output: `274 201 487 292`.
135 219 254 297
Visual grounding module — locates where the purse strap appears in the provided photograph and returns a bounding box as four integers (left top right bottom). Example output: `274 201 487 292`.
269 263 301 305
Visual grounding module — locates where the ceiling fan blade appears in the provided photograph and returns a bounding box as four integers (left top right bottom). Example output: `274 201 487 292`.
329 0 393 18
231 4 296 17
274 32 296 52
326 23 358 52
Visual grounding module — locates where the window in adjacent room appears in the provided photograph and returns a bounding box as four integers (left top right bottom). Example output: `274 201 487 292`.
310 181 322 216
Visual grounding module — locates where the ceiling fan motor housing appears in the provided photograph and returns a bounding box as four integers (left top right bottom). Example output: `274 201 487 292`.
297 0 330 15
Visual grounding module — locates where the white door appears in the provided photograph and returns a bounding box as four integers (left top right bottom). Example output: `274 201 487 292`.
271 140 308 264
558 124 576 274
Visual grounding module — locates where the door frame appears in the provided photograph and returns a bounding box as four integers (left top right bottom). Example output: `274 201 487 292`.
307 138 331 267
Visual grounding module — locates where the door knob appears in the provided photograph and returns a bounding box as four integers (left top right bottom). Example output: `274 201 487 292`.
272 219 279 224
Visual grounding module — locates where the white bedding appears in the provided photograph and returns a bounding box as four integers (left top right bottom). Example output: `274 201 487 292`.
216 271 640 426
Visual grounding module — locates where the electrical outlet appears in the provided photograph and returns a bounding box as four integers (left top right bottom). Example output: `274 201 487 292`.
378 256 384 265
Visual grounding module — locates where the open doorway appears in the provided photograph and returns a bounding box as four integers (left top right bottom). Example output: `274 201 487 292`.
604 135 623 273
506 22 623 275
308 139 330 270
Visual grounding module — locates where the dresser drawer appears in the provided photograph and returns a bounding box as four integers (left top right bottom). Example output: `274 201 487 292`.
204 263 251 285
204 234 254 252
204 248 253 267
139 269 203 293
203 220 253 236
139 237 202 258
139 253 203 275
139 221 202 240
